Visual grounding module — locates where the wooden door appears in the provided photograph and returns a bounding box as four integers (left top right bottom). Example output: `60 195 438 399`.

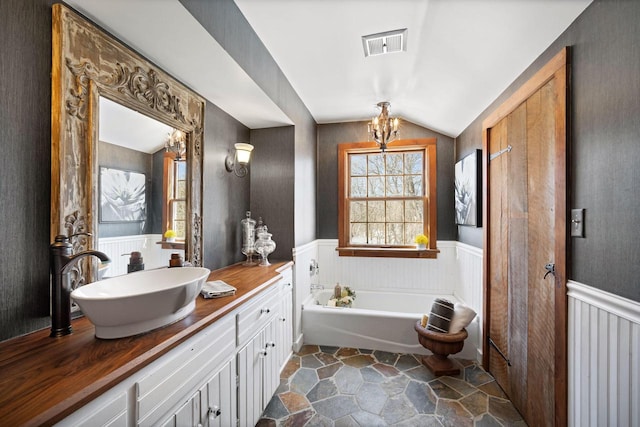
483 48 568 426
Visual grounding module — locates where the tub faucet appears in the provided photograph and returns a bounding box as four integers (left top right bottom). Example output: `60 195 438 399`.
50 233 111 337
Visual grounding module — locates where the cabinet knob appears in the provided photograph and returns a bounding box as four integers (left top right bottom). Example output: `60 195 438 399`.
260 308 271 314
208 405 221 421
266 341 276 348
280 317 286 322
258 349 268 357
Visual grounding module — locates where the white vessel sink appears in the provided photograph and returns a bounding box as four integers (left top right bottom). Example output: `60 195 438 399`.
71 267 210 339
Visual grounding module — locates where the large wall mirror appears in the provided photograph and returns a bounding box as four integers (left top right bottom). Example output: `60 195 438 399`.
51 4 204 286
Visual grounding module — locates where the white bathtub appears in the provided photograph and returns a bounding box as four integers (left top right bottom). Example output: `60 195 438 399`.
302 289 478 359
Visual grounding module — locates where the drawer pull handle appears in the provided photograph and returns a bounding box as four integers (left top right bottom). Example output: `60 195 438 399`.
261 308 271 314
208 405 221 421
266 341 276 348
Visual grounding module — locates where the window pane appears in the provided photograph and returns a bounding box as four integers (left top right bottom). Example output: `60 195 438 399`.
368 223 385 244
404 223 423 244
350 223 367 244
351 177 366 197
404 175 422 196
385 153 403 175
405 200 423 222
351 155 367 176
386 200 403 222
368 154 385 175
174 220 186 238
404 152 423 174
176 161 187 180
177 181 187 198
343 145 429 248
350 201 366 222
367 201 385 222
368 177 384 197
173 201 186 220
386 176 403 196
386 223 404 245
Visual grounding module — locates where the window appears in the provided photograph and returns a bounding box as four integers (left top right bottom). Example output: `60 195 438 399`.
162 153 187 244
338 139 438 258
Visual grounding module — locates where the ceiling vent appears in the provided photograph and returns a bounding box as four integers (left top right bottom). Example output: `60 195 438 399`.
362 28 407 57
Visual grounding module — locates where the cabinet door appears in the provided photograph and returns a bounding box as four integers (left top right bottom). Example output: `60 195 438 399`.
237 330 264 427
263 318 279 401
202 358 236 427
170 390 200 427
277 282 293 370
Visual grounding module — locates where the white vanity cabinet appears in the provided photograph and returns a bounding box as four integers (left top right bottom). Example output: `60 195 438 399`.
137 316 236 427
237 285 281 427
276 270 294 370
159 357 236 427
237 269 293 427
56 265 293 427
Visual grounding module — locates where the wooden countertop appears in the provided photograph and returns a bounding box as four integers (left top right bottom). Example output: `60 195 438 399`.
0 261 293 427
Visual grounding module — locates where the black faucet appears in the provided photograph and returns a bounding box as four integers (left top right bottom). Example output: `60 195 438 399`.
50 233 111 337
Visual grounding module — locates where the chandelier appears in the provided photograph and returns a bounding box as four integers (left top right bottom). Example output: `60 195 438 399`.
368 101 399 152
165 129 187 161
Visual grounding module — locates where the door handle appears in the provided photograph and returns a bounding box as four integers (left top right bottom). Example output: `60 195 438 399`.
544 263 555 279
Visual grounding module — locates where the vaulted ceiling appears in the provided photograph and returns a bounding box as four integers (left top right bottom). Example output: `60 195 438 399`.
68 0 592 137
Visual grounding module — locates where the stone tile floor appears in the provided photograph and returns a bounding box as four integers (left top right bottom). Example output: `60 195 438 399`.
257 345 526 427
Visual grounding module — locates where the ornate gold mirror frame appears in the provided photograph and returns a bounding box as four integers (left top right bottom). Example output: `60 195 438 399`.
51 4 204 285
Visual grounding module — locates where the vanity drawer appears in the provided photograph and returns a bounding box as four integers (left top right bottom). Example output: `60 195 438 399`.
236 285 280 346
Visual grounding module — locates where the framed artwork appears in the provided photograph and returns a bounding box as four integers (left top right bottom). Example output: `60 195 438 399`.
99 167 146 223
455 149 482 226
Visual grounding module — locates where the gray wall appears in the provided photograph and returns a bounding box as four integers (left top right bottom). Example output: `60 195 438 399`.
179 0 318 250
250 126 295 261
317 121 457 241
0 1 251 341
456 0 640 302
202 102 251 269
0 0 55 340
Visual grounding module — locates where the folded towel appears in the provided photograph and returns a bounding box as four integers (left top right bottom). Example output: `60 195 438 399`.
426 298 454 333
201 280 237 299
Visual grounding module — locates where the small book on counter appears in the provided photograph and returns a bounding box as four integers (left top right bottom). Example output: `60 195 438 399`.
201 280 237 299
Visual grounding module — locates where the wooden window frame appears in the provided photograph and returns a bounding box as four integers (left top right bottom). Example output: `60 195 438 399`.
161 152 186 250
337 138 438 258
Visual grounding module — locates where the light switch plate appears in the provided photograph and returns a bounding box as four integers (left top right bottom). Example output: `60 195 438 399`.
571 209 585 237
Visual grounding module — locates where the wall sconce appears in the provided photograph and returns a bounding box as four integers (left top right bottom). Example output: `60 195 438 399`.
225 143 254 177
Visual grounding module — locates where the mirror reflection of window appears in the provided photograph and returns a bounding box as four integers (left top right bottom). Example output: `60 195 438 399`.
164 153 187 241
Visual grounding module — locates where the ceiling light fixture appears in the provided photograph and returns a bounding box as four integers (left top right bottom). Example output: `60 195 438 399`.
368 101 399 152
165 129 187 161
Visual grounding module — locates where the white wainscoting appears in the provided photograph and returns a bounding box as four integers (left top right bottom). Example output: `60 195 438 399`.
568 280 640 427
291 241 318 351
312 239 484 360
98 234 181 276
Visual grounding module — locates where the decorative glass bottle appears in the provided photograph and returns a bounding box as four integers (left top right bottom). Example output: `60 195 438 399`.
254 226 276 267
241 211 257 265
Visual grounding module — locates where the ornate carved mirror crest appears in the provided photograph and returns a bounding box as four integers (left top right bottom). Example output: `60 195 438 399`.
51 4 204 285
